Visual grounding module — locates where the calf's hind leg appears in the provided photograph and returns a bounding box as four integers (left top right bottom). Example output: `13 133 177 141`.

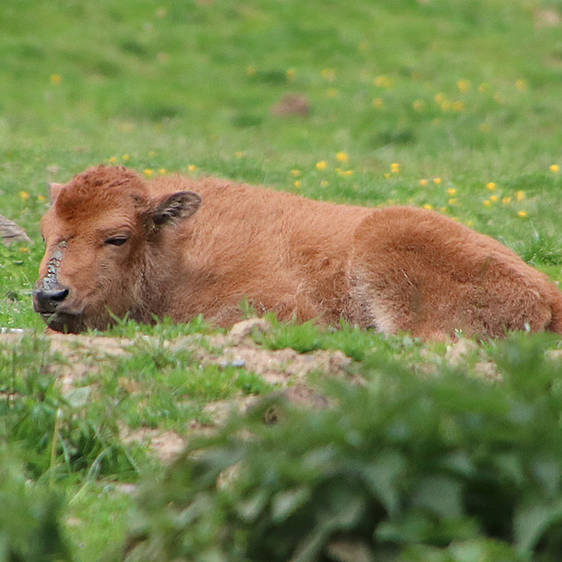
349 207 555 339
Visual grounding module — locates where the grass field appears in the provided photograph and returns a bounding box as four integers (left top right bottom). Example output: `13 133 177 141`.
1 1 561 560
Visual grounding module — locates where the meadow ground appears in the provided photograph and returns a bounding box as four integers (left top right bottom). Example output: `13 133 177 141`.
0 1 561 560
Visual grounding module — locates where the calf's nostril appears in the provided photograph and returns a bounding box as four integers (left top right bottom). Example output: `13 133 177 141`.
33 287 70 312
49 288 69 302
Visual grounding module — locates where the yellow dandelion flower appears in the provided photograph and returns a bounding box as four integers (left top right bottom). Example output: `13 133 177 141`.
143 169 153 177
448 198 458 205
457 79 471 93
490 195 499 202
502 196 512 205
290 169 301 177
479 123 491 132
423 204 433 210
316 160 328 171
452 101 465 112
322 68 336 81
466 220 474 227
412 99 426 111
483 199 491 207
320 180 329 188
19 191 30 201
549 164 559 173
384 172 392 179
372 97 384 109
433 177 442 185
343 170 354 177
440 207 448 213
108 156 118 164
188 164 197 172
486 182 496 191
419 179 428 187
391 162 400 173
518 210 528 218
516 190 525 201
336 151 349 163
294 180 302 188
19 246 29 253
440 100 451 112
374 75 392 88
478 82 490 93
515 79 527 91
286 68 296 81
235 151 246 158
122 154 130 162
37 194 47 202
159 168 167 175
50 73 62 85
434 92 446 104
447 188 457 196
247 65 257 76
148 151 156 158
326 88 339 98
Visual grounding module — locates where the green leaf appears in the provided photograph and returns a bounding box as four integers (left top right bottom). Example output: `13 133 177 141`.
531 457 560 497
412 476 463 519
514 497 562 553
291 496 365 562
65 386 92 408
236 489 269 522
362 451 406 516
449 538 523 562
271 487 311 522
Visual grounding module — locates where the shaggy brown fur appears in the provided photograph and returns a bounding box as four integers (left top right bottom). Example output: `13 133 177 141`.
34 165 562 338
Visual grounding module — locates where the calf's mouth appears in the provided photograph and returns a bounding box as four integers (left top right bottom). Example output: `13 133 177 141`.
37 310 85 334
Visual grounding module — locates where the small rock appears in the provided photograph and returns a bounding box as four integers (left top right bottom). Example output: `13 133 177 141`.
228 317 272 344
0 215 32 246
0 327 26 334
218 358 246 368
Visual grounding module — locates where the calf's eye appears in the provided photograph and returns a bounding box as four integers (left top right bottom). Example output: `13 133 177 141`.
105 236 129 246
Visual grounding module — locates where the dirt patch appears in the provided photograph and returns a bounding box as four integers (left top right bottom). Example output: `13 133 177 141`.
0 320 354 463
119 425 187 464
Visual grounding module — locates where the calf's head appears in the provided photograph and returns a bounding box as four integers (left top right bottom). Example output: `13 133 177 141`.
34 165 201 333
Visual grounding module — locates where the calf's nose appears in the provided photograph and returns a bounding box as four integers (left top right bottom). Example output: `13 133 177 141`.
33 287 70 313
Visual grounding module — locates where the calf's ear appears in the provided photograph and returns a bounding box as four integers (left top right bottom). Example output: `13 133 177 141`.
49 182 65 204
151 191 202 227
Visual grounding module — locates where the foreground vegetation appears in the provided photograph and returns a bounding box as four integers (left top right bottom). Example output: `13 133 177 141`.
0 0 561 560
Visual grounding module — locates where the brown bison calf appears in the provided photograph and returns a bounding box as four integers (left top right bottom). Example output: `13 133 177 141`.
33 165 562 339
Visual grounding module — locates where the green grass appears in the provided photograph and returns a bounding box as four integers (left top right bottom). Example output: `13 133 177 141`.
0 0 561 560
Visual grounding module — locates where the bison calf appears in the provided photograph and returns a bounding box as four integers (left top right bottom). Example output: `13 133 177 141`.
33 165 562 339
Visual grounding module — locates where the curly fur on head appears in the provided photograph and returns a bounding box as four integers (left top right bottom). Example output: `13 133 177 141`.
55 166 149 221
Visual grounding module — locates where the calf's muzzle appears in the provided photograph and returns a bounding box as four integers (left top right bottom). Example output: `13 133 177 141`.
33 287 70 314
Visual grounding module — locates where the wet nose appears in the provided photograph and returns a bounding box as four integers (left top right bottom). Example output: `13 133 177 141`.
33 287 70 313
